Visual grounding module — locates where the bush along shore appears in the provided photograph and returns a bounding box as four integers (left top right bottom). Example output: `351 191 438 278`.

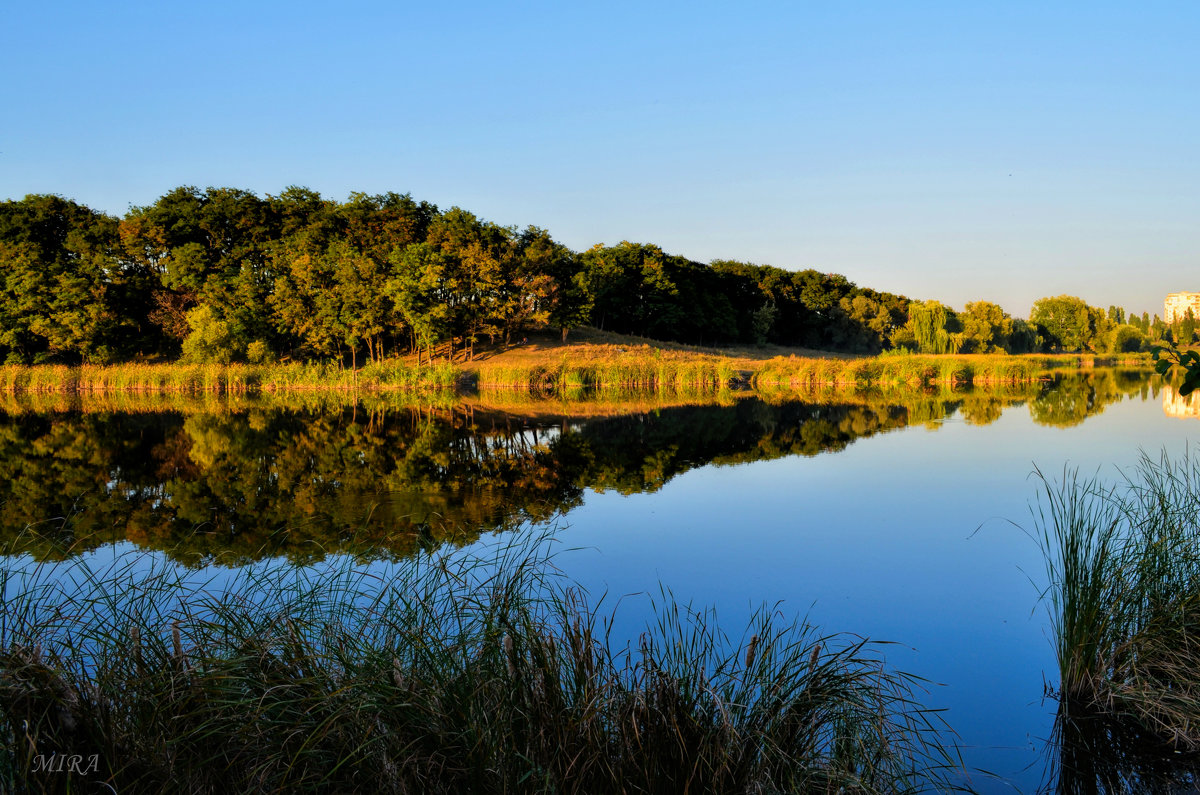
0 348 1154 396
0 536 965 794
1032 451 1200 790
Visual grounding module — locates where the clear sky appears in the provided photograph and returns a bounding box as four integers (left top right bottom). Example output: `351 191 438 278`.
3 1 1197 320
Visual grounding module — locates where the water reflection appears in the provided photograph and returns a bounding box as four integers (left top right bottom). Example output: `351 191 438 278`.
0 369 1155 564
1044 701 1200 792
1162 383 1200 419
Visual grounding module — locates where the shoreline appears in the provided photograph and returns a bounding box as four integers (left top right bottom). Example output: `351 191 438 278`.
0 350 1154 396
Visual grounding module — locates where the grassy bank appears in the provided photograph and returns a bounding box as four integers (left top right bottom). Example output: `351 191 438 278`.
472 350 738 394
0 389 462 417
0 360 460 395
1032 452 1200 787
0 341 1154 397
753 352 1152 389
0 538 962 793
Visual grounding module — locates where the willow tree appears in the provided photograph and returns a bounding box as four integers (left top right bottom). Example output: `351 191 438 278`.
908 301 960 354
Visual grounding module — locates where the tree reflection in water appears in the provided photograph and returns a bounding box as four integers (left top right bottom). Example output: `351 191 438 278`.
0 370 1154 564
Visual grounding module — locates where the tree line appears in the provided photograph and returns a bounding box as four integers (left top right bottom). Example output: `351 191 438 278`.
0 188 1173 365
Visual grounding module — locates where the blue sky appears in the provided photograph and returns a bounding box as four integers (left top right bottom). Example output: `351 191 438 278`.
3 1 1197 319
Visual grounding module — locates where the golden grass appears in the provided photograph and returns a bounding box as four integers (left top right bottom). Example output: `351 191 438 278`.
0 345 1153 397
752 353 1153 389
0 361 460 395
470 345 741 393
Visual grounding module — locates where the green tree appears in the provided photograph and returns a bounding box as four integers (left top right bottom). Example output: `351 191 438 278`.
1155 341 1200 395
269 242 343 360
1030 295 1109 352
906 301 960 354
180 304 247 363
386 243 449 363
1181 309 1196 345
329 242 391 366
121 187 279 353
577 243 684 339
0 195 131 363
491 226 563 344
1108 324 1146 353
709 260 779 344
426 208 510 360
961 300 1014 353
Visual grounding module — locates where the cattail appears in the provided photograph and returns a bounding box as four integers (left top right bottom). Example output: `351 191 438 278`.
172 620 183 661
129 625 142 673
392 657 405 690
504 633 515 678
808 642 821 672
744 634 760 670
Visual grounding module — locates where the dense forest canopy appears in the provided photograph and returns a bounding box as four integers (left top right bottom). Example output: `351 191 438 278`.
0 188 1174 365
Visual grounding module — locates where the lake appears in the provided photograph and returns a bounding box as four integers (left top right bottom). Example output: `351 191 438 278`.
2 368 1195 791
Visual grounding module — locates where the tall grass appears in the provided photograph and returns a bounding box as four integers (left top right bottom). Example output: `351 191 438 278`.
753 354 1050 389
464 388 740 418
0 361 461 395
473 352 739 394
754 353 1156 391
0 536 963 793
0 389 462 416
1032 451 1200 787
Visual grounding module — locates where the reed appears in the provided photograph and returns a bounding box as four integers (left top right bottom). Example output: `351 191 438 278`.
0 361 462 395
473 351 737 394
754 354 1057 389
0 534 962 793
0 389 463 417
464 388 740 418
1032 451 1200 770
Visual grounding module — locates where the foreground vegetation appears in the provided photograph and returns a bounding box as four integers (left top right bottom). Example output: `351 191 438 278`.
0 537 963 793
1033 452 1200 790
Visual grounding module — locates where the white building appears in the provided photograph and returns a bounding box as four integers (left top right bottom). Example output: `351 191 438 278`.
1165 292 1200 323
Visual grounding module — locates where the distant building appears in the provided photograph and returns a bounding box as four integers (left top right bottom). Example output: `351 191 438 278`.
1165 292 1200 323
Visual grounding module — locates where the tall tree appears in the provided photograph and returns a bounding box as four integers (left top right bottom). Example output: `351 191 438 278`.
1030 295 1108 352
426 208 509 360
386 243 449 363
0 195 131 362
961 300 1015 353
1181 309 1196 345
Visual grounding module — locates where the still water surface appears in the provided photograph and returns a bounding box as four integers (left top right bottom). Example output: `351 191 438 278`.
3 369 1197 791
